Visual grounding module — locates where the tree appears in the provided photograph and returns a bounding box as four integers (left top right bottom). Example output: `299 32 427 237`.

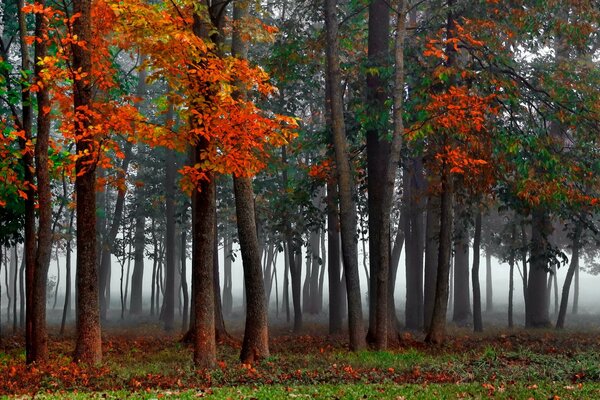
72 0 102 363
231 0 270 364
324 0 365 351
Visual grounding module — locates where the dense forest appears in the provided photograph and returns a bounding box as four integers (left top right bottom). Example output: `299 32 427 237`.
0 0 599 396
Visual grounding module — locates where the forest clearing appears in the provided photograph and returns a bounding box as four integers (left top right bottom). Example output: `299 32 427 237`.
1 314 600 399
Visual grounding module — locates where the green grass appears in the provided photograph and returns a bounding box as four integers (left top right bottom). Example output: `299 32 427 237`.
3 329 600 398
25 382 600 399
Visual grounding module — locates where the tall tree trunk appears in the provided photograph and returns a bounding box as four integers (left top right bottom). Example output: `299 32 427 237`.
288 242 303 331
230 6 269 356
472 212 483 332
73 0 101 363
556 224 581 329
129 181 146 315
404 158 424 330
234 175 270 363
327 181 342 334
365 0 392 346
283 242 290 323
18 0 36 362
527 208 551 327
423 194 441 331
213 220 227 342
13 246 18 333
508 225 515 329
222 230 233 315
520 222 529 326
163 108 176 331
324 0 365 350
181 227 189 333
571 261 579 315
485 252 493 312
61 209 75 336
452 223 471 325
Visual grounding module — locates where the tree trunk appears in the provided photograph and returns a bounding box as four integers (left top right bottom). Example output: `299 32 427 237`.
222 230 233 316
404 158 424 330
471 212 483 332
521 222 529 326
324 0 366 350
365 0 392 346
163 120 176 331
485 252 493 312
129 181 146 315
288 242 303 331
572 260 579 315
327 181 343 334
234 175 270 363
213 220 227 342
61 210 75 335
556 224 581 329
423 193 441 331
73 0 102 363
17 0 36 363
508 226 515 329
181 227 189 333
527 208 551 328
191 169 216 368
452 224 471 325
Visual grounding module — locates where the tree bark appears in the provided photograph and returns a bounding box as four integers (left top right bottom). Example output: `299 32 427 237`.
163 116 176 331
404 158 424 330
527 208 551 327
485 252 493 312
327 181 343 334
556 224 581 329
129 180 146 315
324 0 365 350
365 0 391 346
17 0 36 362
30 0 53 361
423 193 441 331
61 210 75 335
234 175 270 363
452 222 471 325
72 0 102 364
191 170 216 368
472 212 483 332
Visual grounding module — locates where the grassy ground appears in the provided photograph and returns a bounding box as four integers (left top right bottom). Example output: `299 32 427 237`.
1 322 600 399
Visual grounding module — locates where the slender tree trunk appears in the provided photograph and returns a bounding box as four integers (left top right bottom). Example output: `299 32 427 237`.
288 243 303 331
521 222 529 326
324 0 365 350
404 159 424 330
61 210 74 336
365 0 392 346
527 208 551 327
18 0 36 362
508 226 515 329
73 0 102 363
13 246 18 333
213 220 227 342
452 225 471 325
423 194 441 331
222 230 233 315
181 228 189 333
129 183 146 315
485 252 493 312
326 180 343 333
556 225 581 329
572 261 579 315
283 242 290 323
472 212 483 332
234 175 270 363
163 111 176 331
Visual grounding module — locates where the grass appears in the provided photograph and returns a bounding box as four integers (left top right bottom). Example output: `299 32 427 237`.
2 325 600 398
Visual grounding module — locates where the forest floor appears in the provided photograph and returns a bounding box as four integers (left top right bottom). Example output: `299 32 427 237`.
1 312 600 399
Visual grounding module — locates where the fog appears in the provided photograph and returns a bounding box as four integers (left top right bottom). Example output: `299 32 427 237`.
3 243 599 329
